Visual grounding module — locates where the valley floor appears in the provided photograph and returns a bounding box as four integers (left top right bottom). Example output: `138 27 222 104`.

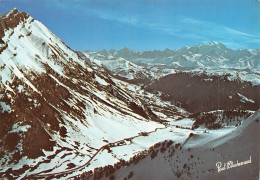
96 110 259 180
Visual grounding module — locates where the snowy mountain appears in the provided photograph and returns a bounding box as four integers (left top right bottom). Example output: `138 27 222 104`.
171 42 260 69
0 8 185 179
78 51 162 84
0 9 259 180
84 42 259 70
82 42 260 84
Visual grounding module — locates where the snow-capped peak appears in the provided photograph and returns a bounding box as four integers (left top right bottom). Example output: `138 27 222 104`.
0 8 18 17
0 9 180 178
205 41 221 46
0 8 29 41
193 41 228 51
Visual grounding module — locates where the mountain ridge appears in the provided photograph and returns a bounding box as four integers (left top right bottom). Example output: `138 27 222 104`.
87 41 259 53
0 9 186 178
82 42 259 84
83 41 259 70
0 8 29 41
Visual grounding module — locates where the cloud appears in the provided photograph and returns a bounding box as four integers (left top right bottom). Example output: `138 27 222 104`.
178 16 260 48
87 7 259 49
17 0 258 49
90 8 139 26
37 0 259 47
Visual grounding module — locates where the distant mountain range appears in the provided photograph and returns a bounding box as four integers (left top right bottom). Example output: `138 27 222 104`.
83 42 260 70
82 42 260 84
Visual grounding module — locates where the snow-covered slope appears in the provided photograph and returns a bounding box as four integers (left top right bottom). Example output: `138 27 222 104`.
0 9 185 179
80 51 161 83
111 110 259 180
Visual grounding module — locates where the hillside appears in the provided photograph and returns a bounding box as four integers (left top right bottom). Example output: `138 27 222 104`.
146 71 259 113
0 9 185 179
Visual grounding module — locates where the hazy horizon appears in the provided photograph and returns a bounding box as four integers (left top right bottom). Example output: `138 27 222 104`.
82 41 260 52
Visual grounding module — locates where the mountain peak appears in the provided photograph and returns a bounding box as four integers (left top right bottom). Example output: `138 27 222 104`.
8 8 19 15
0 8 26 19
119 47 133 52
98 49 108 55
202 41 227 48
108 48 116 54
0 8 18 18
0 8 29 39
206 41 221 45
191 41 229 53
163 48 171 52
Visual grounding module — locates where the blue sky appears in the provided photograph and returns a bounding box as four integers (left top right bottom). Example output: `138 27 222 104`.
0 0 259 50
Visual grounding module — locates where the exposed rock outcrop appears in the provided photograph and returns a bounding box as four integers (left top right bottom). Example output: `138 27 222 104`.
0 8 29 42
